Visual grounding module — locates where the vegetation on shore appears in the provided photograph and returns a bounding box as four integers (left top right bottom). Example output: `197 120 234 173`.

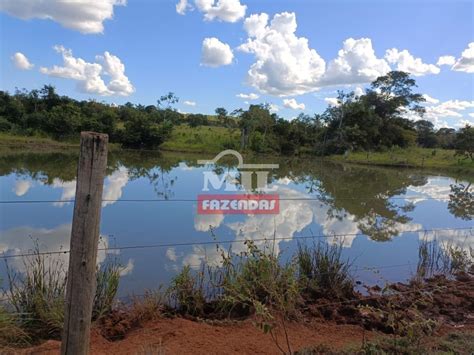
1 237 472 351
330 146 474 171
1 71 473 168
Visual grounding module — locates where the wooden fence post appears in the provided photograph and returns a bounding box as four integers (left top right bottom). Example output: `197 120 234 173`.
61 132 108 355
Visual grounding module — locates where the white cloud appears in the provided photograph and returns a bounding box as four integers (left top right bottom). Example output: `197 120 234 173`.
424 99 474 128
40 45 134 96
177 0 246 22
456 119 474 128
452 42 474 73
0 224 111 273
201 37 234 67
324 97 339 106
102 166 129 207
321 38 391 86
437 55 456 66
98 51 135 96
166 247 179 262
422 94 440 105
119 258 134 276
354 86 364 97
237 93 259 100
385 48 440 76
52 178 77 207
0 0 126 34
269 103 279 112
176 0 191 15
13 180 33 196
469 113 474 118
11 52 34 70
191 0 246 22
238 12 326 96
183 100 197 106
283 98 305 110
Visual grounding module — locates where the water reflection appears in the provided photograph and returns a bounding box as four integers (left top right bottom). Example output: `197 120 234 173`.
0 150 472 293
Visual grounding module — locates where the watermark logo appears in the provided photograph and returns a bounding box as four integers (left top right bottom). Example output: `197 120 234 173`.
197 150 279 214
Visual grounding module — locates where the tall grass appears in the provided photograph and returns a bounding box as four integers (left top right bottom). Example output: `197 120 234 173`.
417 239 473 278
2 245 123 344
297 242 354 300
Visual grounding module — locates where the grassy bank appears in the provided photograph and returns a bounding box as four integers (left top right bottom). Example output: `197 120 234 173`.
329 147 474 172
1 131 473 173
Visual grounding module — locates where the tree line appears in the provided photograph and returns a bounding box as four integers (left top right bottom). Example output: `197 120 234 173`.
0 71 472 159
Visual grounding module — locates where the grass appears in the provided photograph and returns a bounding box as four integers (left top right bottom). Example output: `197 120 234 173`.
416 238 473 279
2 244 123 345
1 237 472 350
297 242 354 300
329 146 474 172
161 125 240 153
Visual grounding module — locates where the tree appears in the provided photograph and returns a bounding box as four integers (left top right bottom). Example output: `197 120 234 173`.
414 120 437 148
454 125 474 161
157 92 180 124
215 107 228 126
188 114 208 127
119 111 173 149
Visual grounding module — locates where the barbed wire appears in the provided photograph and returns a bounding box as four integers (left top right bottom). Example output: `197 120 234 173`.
0 195 452 204
1 227 472 260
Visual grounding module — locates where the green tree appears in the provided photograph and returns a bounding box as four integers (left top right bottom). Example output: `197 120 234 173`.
120 111 173 149
454 125 474 161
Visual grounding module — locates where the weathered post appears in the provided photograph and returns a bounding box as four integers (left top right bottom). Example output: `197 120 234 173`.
61 132 108 355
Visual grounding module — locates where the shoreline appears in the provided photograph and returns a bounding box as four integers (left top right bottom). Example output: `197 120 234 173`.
1 133 472 174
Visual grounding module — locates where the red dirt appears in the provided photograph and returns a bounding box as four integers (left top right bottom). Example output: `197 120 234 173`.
7 275 474 354
11 318 371 354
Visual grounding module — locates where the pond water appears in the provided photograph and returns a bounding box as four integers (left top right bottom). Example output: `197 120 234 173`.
0 150 472 297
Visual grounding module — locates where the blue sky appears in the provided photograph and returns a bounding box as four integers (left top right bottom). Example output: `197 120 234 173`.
1 0 473 127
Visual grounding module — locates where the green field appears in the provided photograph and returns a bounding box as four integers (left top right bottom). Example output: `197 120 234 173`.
160 125 240 153
329 146 474 172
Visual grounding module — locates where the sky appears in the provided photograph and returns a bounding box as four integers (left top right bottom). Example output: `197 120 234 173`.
1 0 473 128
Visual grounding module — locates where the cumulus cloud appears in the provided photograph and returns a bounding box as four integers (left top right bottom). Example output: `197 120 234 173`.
321 38 391 86
178 0 246 22
354 86 364 97
183 100 197 106
0 0 126 34
385 48 440 76
13 180 32 196
238 12 326 96
422 94 439 105
201 37 234 67
452 42 474 73
437 55 456 66
324 97 339 106
11 52 34 70
283 98 305 110
102 166 129 207
236 93 259 100
40 45 134 96
0 224 110 273
424 99 474 128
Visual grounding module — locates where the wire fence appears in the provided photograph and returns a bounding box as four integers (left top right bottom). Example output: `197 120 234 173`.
0 195 452 204
1 227 472 260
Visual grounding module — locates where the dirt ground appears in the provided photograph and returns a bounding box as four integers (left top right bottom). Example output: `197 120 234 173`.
5 275 474 354
5 318 374 354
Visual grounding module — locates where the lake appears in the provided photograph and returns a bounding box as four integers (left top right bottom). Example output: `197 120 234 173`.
0 150 472 297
